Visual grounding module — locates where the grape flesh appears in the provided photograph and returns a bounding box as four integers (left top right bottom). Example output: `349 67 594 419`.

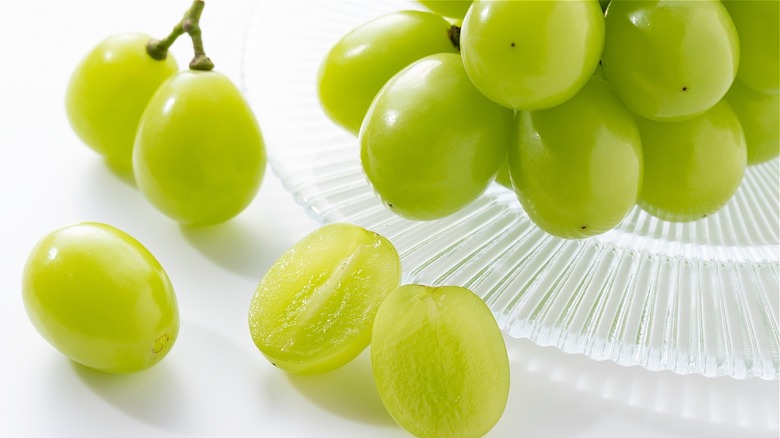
133 70 266 226
602 0 739 121
509 74 644 239
636 100 747 221
724 78 780 164
317 10 458 135
22 223 179 374
460 0 605 110
65 33 178 171
248 223 401 374
360 53 514 220
371 284 510 438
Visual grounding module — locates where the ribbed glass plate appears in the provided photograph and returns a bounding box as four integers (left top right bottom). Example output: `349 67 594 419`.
242 0 780 379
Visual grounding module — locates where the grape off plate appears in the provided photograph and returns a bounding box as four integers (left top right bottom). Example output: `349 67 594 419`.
242 0 779 379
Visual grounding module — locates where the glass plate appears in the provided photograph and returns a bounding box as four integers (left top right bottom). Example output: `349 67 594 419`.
241 0 780 379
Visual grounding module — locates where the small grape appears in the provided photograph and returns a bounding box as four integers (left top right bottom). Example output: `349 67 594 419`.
460 0 605 110
724 78 780 165
133 70 266 226
509 74 643 239
602 0 739 121
317 10 459 135
22 223 179 374
65 33 178 171
417 0 473 19
360 53 514 220
248 223 402 374
371 284 510 438
636 100 747 221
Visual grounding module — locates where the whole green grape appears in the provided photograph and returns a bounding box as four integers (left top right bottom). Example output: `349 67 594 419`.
636 100 747 221
722 0 779 95
418 0 473 19
371 284 510 438
602 0 739 121
248 223 401 374
509 74 643 239
22 222 178 374
460 0 605 110
133 70 266 226
317 10 459 135
724 78 780 164
360 53 514 220
65 33 178 171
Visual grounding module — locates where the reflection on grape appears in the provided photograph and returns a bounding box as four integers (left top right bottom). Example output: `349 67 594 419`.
371 284 510 438
248 223 401 374
22 223 179 374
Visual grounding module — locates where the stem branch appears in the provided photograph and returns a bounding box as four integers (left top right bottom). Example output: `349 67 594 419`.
146 0 214 71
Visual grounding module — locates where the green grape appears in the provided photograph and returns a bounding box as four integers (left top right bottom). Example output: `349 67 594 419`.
636 100 747 221
460 0 604 110
65 33 178 171
722 0 779 95
418 0 473 19
602 0 739 121
22 222 178 374
360 53 514 220
133 70 266 226
724 78 780 164
248 223 401 374
371 284 510 438
317 10 459 135
509 74 643 239
494 155 512 189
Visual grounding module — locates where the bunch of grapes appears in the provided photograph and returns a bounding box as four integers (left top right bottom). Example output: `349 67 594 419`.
317 0 779 239
66 0 266 227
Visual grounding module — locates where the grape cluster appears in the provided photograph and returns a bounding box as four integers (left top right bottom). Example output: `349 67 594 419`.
66 1 266 227
317 0 779 239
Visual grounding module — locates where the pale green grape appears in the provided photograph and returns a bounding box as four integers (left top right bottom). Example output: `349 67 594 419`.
371 284 510 438
248 223 401 374
460 0 604 110
317 10 459 135
360 53 514 220
133 70 266 226
22 222 178 374
636 100 747 221
724 78 780 164
602 0 739 121
509 74 643 239
65 33 178 171
418 0 473 19
722 0 779 95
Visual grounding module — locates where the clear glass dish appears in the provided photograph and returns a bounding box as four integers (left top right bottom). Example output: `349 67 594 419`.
241 0 779 379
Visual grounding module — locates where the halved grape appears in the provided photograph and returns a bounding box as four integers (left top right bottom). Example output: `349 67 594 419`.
360 53 514 220
248 223 401 374
65 33 178 171
602 0 739 121
22 222 179 374
636 100 747 221
724 78 780 165
317 10 458 135
460 0 604 110
371 284 510 438
509 74 643 239
133 70 266 226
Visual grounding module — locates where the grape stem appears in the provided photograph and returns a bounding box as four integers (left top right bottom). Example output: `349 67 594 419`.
146 0 214 71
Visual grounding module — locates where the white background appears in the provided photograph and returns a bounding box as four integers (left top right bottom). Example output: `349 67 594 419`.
0 1 777 437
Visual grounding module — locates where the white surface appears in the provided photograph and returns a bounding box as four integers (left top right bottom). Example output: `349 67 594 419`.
0 1 776 437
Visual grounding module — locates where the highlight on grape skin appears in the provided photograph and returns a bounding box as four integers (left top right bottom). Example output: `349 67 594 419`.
21 222 179 374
